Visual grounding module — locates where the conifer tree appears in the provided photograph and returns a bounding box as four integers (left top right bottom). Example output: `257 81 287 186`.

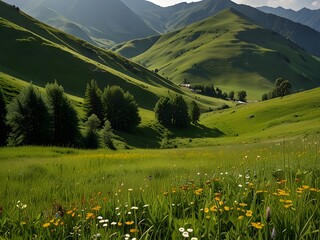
6 84 52 146
189 100 200 124
102 85 140 131
46 81 80 146
84 80 103 122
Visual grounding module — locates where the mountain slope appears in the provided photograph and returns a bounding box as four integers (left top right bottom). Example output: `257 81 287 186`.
133 9 320 99
3 0 157 47
122 0 320 57
258 6 320 33
0 1 183 109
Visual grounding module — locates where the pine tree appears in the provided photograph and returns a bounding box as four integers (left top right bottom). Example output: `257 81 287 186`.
100 120 115 150
102 85 140 131
85 114 101 149
0 88 7 146
83 79 103 122
189 100 200 124
171 95 190 128
6 84 52 146
46 81 80 146
154 97 173 126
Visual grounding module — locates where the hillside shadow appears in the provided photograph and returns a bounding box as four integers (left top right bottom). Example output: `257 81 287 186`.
168 124 225 139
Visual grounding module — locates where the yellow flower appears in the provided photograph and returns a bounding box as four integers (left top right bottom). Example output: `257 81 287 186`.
214 197 221 201
125 221 134 225
43 223 50 228
302 185 310 189
219 201 224 206
239 203 247 207
224 206 230 211
86 212 94 220
284 204 293 209
130 228 139 233
246 210 253 217
210 206 217 212
91 205 101 211
67 210 73 215
204 208 209 213
309 188 318 192
238 215 244 220
118 222 123 227
49 219 55 223
251 222 264 229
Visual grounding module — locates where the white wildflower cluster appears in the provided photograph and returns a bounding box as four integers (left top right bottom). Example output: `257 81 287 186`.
179 227 198 239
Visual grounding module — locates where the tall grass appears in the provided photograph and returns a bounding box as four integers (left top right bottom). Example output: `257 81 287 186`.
0 137 319 239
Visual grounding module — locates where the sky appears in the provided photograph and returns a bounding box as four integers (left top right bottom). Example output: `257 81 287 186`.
148 0 320 10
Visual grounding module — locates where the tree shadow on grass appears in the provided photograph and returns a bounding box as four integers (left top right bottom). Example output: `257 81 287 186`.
168 123 225 139
115 123 224 149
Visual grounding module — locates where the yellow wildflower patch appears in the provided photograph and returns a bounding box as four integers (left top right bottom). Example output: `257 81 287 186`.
251 222 264 229
246 210 253 217
43 223 50 228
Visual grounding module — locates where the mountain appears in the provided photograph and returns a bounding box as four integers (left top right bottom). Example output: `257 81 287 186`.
258 6 320 33
132 9 320 99
0 1 183 110
3 0 157 48
122 0 320 57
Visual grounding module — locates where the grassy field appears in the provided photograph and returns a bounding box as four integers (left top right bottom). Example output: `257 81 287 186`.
0 136 319 239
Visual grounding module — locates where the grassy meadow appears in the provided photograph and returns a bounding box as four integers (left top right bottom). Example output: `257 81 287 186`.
0 136 319 239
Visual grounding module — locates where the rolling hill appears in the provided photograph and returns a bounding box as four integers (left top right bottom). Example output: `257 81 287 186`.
258 6 320 33
122 0 320 57
3 0 157 48
132 9 320 100
0 1 181 110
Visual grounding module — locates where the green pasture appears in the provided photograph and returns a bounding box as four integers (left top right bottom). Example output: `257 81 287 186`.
0 137 319 239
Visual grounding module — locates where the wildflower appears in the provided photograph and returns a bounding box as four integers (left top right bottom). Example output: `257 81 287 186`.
97 216 103 220
182 231 189 238
143 204 149 208
210 206 217 212
91 205 101 211
302 185 310 189
224 206 230 211
204 208 209 213
43 223 50 228
128 188 133 191
118 222 123 226
238 216 244 220
130 228 138 233
238 184 243 188
266 207 271 222
284 204 293 209
309 188 318 192
187 228 193 232
191 238 198 240
246 210 253 217
251 222 264 229
86 212 94 220
239 203 247 207
125 221 134 225
67 210 73 215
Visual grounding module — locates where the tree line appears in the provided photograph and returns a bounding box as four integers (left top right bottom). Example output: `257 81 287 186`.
0 80 140 149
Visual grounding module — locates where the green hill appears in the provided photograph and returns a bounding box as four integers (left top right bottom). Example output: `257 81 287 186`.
112 35 161 59
133 9 320 100
200 87 320 144
0 1 184 110
123 0 320 58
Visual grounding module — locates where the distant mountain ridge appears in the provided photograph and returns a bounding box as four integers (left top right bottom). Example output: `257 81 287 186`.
122 0 320 57
3 0 157 48
258 6 320 33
